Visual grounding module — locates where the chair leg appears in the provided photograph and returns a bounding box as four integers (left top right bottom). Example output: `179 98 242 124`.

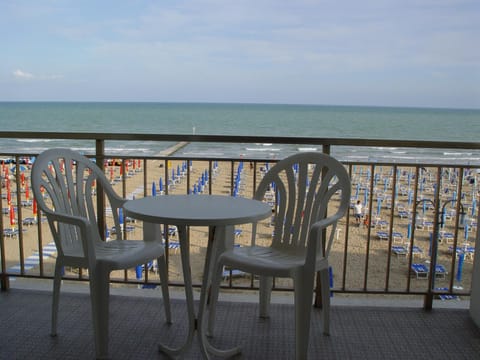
259 276 273 318
319 268 331 335
89 269 111 360
294 271 315 360
157 256 172 324
206 261 224 337
51 261 63 337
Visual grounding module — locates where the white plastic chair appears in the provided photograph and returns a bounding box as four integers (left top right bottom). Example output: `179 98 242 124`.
31 148 171 359
208 152 351 359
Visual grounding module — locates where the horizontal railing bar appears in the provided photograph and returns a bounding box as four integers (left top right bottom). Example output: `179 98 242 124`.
0 131 479 150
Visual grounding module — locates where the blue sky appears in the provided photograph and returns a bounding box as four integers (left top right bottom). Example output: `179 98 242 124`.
1 0 479 108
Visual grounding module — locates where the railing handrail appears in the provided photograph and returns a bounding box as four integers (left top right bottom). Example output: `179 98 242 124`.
0 131 480 150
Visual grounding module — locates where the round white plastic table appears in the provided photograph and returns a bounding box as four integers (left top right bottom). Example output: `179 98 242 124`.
124 194 271 359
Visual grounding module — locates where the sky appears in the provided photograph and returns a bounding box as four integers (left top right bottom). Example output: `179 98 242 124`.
1 0 479 109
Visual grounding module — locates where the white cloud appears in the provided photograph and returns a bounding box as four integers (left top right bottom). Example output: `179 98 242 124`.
12 69 63 81
13 69 34 79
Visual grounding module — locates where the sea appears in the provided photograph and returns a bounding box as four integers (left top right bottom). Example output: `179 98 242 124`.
0 102 479 165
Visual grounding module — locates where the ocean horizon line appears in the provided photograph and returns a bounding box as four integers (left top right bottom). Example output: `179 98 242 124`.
1 100 478 112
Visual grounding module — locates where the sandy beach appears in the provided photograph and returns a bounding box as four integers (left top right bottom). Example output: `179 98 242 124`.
1 153 476 297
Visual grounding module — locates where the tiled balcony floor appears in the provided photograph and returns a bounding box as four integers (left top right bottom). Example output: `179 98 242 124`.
1 282 479 359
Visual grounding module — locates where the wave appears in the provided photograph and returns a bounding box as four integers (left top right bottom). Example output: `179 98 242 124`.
16 139 53 143
298 147 318 151
443 152 473 156
246 148 281 152
183 151 225 156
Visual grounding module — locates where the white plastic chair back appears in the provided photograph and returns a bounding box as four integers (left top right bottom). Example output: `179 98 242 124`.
32 148 124 265
254 152 350 260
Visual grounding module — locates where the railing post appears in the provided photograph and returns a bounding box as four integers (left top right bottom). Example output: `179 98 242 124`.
315 144 331 307
0 160 9 291
95 140 106 240
424 167 442 310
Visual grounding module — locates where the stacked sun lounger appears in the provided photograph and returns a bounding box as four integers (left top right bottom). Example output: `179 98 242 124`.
410 263 447 279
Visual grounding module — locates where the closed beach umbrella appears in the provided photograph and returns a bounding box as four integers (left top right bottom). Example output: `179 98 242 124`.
119 208 124 226
407 223 412 240
33 198 37 220
159 177 163 192
25 182 30 200
464 224 469 240
152 181 157 196
9 204 15 229
457 253 465 282
472 197 477 216
376 198 382 216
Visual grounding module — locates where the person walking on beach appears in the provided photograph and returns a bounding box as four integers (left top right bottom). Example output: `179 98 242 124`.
354 200 363 226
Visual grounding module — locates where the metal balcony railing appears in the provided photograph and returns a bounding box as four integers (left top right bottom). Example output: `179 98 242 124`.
0 131 479 309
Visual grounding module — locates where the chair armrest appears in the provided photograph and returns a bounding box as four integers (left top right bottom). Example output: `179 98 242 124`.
45 211 95 259
307 214 342 262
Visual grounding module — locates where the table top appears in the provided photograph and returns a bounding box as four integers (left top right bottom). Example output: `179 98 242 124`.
124 194 272 226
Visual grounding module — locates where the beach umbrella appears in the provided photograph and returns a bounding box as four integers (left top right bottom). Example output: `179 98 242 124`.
135 265 143 280
376 198 382 216
407 223 412 240
464 224 469 240
407 190 413 206
25 182 30 201
159 177 163 193
9 204 15 229
384 178 388 192
177 165 181 178
33 198 37 220
152 181 157 196
363 188 369 206
10 165 27 173
456 253 465 282
355 183 360 199
472 197 477 217
193 184 197 194
422 200 427 214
